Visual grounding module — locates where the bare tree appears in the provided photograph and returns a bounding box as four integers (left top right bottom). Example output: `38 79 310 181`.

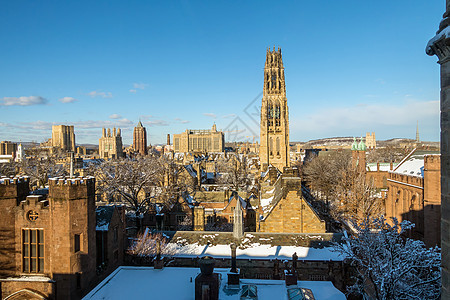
367 145 414 164
216 154 252 192
0 161 18 177
334 217 441 299
303 151 382 222
20 157 66 188
95 157 164 219
127 231 176 262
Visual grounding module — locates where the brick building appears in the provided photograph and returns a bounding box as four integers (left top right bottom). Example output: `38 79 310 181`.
0 141 17 156
384 152 441 247
0 177 125 299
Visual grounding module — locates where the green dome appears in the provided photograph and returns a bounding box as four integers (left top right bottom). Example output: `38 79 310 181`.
358 137 366 151
351 137 358 151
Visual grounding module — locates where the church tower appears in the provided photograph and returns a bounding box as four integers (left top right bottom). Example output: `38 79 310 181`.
259 47 290 172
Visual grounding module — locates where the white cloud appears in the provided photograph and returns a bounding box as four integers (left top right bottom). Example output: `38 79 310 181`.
0 96 47 106
133 83 148 90
145 120 169 126
109 114 122 119
174 118 190 124
222 114 236 119
291 99 439 137
203 113 217 119
129 89 137 93
88 91 112 98
59 97 77 103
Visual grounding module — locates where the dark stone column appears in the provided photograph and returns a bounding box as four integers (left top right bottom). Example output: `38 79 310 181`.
427 3 450 297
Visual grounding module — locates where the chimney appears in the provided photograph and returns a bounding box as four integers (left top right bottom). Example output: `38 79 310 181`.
167 134 170 146
228 243 240 285
154 238 164 269
377 162 380 172
390 162 393 171
285 252 298 286
195 257 219 300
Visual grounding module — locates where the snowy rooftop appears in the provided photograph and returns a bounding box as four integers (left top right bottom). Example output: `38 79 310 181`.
392 158 424 177
169 242 344 261
83 266 345 300
366 163 397 172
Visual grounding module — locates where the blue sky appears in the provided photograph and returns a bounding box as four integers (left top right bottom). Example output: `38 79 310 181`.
0 1 444 145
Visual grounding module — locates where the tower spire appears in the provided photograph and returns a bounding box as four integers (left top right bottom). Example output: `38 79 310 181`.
416 120 420 142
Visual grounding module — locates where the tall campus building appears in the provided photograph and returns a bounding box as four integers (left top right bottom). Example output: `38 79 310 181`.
51 125 75 152
173 124 224 153
259 47 290 172
133 121 147 155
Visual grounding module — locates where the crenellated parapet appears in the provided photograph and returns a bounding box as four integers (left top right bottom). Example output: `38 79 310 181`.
48 176 95 200
0 176 30 201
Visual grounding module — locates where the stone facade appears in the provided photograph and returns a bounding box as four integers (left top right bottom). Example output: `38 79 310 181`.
259 47 290 172
427 3 450 296
99 127 123 159
132 121 147 156
0 141 17 156
0 177 97 299
51 125 75 152
173 124 224 153
0 177 125 299
365 132 376 149
260 175 326 233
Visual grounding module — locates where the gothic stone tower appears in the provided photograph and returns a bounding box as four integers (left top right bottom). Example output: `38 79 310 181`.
133 121 147 155
260 47 290 172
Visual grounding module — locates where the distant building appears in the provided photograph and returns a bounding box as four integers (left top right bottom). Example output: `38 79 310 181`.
15 143 24 162
52 125 76 152
259 47 290 172
0 141 17 157
365 132 376 149
173 124 224 153
132 121 147 155
99 128 123 159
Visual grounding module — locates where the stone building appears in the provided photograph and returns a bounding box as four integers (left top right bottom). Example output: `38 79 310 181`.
99 128 123 159
132 121 147 156
365 132 376 149
52 125 75 152
0 141 17 156
259 47 290 172
0 177 125 299
173 124 224 153
259 169 326 233
426 3 450 296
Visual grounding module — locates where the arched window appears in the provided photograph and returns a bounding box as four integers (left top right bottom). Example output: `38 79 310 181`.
275 104 281 126
276 137 280 156
267 103 273 126
269 137 273 156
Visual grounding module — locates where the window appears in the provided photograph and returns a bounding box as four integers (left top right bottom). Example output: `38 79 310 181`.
22 229 44 273
74 234 81 252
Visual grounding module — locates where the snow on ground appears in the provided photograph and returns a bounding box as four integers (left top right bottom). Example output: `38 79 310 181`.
83 267 346 300
168 243 344 261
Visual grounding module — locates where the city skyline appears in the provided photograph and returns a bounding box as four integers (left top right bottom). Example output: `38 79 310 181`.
0 1 443 145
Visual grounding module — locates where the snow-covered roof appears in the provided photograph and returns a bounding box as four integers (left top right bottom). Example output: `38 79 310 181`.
168 242 344 261
366 163 397 172
392 158 424 177
83 266 345 300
